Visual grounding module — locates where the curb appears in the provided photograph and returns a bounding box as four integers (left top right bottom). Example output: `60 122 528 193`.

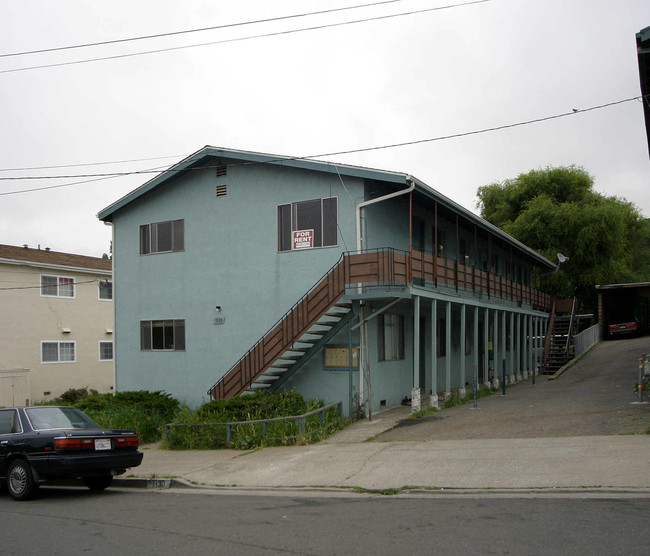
112 478 650 498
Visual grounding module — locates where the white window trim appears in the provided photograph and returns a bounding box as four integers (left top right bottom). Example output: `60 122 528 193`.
41 341 76 364
40 274 76 299
99 341 114 361
98 279 113 301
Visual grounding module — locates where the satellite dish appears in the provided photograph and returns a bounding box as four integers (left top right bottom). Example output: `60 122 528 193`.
557 253 568 264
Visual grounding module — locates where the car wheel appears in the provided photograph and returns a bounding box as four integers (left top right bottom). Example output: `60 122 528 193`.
83 475 113 491
7 459 38 501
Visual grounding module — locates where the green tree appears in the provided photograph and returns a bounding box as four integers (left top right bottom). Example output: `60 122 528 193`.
476 166 649 312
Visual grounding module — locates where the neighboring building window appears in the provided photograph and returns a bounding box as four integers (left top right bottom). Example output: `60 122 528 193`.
41 275 74 298
41 341 76 363
140 219 184 255
378 314 404 361
99 341 114 361
140 320 185 351
277 197 338 252
99 280 113 300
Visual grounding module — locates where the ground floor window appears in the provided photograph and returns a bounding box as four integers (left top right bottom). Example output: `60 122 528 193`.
99 341 114 361
140 320 185 351
41 341 76 363
378 314 404 361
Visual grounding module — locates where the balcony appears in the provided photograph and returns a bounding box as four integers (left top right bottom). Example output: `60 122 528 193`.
208 248 551 400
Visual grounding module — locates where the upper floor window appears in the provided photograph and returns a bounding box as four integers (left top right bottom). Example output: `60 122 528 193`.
42 341 76 363
278 197 338 252
140 219 184 255
99 280 113 300
41 275 74 298
140 319 185 351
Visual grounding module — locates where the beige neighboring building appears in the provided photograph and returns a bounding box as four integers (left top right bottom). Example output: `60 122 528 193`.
0 244 114 406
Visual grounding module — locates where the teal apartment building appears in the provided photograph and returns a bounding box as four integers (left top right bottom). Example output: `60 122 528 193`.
98 147 555 414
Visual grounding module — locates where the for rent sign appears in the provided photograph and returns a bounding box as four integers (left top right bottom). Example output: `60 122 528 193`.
292 229 314 250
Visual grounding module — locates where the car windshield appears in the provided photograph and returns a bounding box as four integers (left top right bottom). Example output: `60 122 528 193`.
25 407 101 430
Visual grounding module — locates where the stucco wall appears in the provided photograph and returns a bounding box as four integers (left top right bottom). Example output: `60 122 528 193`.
111 161 364 407
0 262 114 404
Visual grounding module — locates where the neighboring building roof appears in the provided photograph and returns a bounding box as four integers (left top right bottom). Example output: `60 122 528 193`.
97 146 555 269
596 282 650 291
0 244 112 273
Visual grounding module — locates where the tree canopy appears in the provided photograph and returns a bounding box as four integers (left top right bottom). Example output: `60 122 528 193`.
476 166 650 312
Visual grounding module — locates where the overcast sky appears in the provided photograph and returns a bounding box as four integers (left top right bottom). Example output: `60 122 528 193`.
1 0 649 257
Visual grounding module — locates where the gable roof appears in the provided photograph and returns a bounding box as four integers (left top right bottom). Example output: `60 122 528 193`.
0 244 111 273
97 146 554 269
97 146 408 222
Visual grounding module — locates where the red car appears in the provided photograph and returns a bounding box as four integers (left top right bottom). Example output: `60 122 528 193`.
0 406 143 501
607 316 641 339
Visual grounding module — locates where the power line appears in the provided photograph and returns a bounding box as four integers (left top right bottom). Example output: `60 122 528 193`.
0 95 639 194
0 154 182 173
0 278 100 292
0 1 490 75
1 0 408 58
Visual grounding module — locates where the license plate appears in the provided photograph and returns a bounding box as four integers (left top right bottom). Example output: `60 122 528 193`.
95 439 111 451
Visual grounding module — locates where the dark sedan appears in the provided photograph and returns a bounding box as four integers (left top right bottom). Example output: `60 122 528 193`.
0 406 143 501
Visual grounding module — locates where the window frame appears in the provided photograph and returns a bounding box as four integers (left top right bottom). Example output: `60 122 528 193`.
99 341 114 361
40 274 75 298
98 279 113 301
378 313 405 362
139 219 184 255
41 341 76 364
140 319 186 351
277 197 338 252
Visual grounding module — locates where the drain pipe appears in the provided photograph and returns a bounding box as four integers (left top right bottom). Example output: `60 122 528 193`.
356 176 416 419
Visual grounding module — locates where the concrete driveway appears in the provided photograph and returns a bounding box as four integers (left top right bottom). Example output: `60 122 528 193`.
375 335 650 442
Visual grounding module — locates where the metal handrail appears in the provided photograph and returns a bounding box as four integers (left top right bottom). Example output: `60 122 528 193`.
164 400 343 447
565 296 578 356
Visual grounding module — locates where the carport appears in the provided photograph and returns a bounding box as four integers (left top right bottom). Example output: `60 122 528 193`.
596 282 650 340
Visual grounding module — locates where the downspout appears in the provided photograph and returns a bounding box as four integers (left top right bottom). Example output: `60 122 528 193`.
356 177 416 419
103 220 116 397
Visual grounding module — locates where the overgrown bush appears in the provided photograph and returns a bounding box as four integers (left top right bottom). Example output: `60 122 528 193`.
164 391 344 450
37 388 344 449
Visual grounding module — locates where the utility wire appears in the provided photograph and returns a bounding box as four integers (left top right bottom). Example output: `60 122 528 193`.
0 95 639 191
0 155 182 173
1 0 409 58
0 278 100 291
0 1 490 75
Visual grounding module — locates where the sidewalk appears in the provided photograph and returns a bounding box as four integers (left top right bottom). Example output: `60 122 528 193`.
124 408 650 495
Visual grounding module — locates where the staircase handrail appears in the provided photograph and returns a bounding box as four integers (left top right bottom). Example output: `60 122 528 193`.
543 298 557 370
564 296 578 355
207 251 348 396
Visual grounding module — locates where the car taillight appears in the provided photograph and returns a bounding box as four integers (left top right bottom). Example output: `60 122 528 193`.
114 436 139 448
55 437 95 450
609 325 620 330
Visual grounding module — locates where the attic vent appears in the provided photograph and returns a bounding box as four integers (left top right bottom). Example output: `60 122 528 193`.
216 164 227 177
216 185 228 198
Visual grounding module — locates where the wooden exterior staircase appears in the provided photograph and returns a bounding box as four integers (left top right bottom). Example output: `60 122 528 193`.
542 298 577 374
